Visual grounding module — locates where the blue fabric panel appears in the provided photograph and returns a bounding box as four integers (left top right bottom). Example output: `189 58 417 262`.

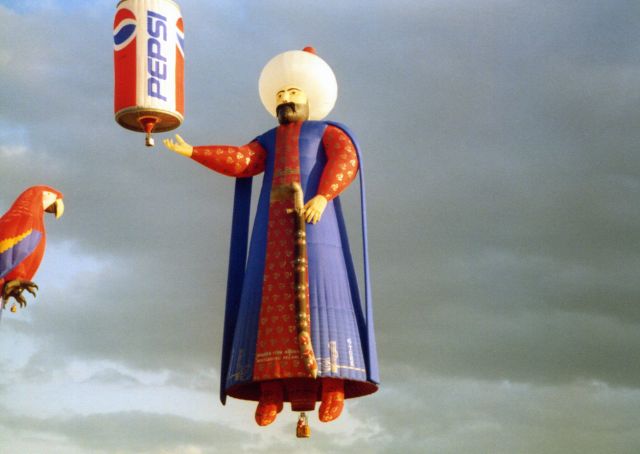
220 177 252 404
326 121 379 384
0 230 42 279
301 122 367 380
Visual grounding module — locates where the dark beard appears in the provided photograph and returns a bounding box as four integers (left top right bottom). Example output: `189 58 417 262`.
277 102 309 124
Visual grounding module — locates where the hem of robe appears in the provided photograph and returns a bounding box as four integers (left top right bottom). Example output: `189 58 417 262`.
226 378 378 402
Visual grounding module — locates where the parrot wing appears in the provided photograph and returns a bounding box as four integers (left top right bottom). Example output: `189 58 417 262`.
0 228 42 280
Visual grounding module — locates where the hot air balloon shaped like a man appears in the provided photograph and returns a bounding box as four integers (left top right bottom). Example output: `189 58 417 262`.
163 47 379 436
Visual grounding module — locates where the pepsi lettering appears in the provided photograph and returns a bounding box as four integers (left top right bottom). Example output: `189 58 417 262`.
147 10 167 101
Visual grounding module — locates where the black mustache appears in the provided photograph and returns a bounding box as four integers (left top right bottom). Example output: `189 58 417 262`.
276 102 297 116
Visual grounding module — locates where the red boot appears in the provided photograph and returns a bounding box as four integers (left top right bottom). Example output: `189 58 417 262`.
319 378 344 422
255 381 284 426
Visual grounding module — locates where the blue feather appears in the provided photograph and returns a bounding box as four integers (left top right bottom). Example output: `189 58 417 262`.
0 230 42 279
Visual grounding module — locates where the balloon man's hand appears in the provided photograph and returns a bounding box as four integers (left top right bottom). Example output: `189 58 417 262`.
163 134 193 157
303 195 327 224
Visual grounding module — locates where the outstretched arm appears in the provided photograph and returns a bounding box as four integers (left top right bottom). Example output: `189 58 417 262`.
163 134 267 177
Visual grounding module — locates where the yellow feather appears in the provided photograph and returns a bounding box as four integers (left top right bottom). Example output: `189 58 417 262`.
0 229 32 254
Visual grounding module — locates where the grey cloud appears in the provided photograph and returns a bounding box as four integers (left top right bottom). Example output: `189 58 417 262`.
0 408 252 453
354 373 640 454
85 368 144 386
164 369 218 393
24 254 227 372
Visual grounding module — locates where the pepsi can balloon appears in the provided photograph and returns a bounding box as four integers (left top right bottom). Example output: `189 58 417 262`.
114 0 184 146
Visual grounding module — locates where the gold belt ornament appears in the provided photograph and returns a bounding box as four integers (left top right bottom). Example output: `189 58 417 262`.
270 183 295 203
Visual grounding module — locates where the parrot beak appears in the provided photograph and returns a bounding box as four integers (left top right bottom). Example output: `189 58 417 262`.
45 198 65 219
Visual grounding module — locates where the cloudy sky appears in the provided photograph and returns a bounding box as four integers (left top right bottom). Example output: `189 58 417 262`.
1 0 640 452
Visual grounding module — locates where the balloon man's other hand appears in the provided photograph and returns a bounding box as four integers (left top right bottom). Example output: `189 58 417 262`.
303 195 327 224
163 134 193 157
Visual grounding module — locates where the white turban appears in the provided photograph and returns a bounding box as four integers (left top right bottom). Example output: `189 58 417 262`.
258 48 338 120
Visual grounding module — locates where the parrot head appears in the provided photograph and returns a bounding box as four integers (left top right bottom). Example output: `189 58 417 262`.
11 185 65 220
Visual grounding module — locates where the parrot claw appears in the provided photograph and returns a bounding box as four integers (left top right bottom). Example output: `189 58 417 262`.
2 280 38 309
26 283 39 298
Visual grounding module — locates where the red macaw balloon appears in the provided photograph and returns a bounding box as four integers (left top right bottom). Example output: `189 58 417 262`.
0 186 64 312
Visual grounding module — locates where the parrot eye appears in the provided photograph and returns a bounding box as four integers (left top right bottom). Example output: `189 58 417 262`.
42 191 57 210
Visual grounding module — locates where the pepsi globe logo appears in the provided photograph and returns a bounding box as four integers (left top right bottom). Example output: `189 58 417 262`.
113 8 136 51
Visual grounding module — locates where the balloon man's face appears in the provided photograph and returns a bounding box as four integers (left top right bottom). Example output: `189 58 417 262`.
275 86 309 124
276 86 308 105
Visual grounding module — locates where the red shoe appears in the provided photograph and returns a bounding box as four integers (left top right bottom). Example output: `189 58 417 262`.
319 378 344 422
255 381 284 426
